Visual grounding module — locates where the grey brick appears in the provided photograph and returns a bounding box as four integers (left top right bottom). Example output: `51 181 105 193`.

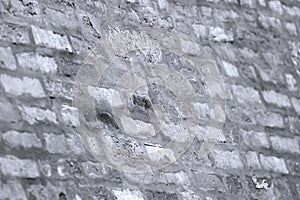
61 105 79 127
192 172 226 192
82 161 113 179
211 150 243 169
245 151 261 169
291 97 300 114
0 181 27 200
31 26 72 52
222 60 239 77
0 156 39 178
44 133 68 154
0 47 17 70
255 111 284 128
241 130 270 149
18 106 57 125
231 85 261 105
192 23 206 38
45 80 73 100
2 130 42 149
262 90 291 108
0 74 45 98
0 23 30 44
268 1 283 15
285 74 297 91
240 0 255 8
158 171 191 185
286 22 297 36
270 136 300 154
258 15 281 30
112 189 144 200
17 53 57 73
0 101 20 122
259 154 288 174
209 27 234 42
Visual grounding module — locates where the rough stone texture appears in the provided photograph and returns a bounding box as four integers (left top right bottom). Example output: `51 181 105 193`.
0 74 45 98
0 0 299 199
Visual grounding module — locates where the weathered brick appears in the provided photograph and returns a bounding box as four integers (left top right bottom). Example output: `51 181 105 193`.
0 155 39 178
144 190 178 200
17 53 57 73
0 101 20 122
258 0 266 7
285 74 297 91
159 171 191 185
209 27 234 42
2 130 42 149
222 60 239 77
0 23 30 44
45 80 73 100
82 161 114 179
270 136 300 154
226 175 243 194
61 105 79 127
240 0 255 8
231 85 261 105
258 15 281 31
255 111 284 128
0 47 17 70
112 189 144 200
18 106 57 125
0 181 27 200
268 1 283 15
192 23 206 38
245 151 261 169
286 22 297 36
193 172 226 192
259 154 288 174
241 130 270 149
0 74 45 98
44 133 85 155
31 26 72 52
262 90 291 108
291 98 300 114
211 150 243 169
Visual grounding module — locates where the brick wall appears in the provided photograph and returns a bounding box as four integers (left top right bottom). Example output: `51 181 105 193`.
0 0 300 199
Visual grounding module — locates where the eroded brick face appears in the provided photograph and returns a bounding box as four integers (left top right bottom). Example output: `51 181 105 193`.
0 0 299 199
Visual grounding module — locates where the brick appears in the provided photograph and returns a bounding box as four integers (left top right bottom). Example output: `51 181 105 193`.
283 5 300 17
222 61 239 77
144 190 178 200
209 27 234 42
270 136 300 154
0 74 45 98
240 0 255 8
291 98 300 114
44 133 85 155
82 161 113 179
258 0 266 6
259 154 288 174
0 23 30 44
192 24 206 38
262 90 291 108
120 116 155 137
31 26 72 52
0 101 20 122
45 80 73 100
2 130 42 149
0 181 27 200
245 151 261 169
286 23 297 36
145 145 176 164
159 171 191 185
61 105 79 127
241 130 270 149
193 172 226 192
255 111 284 128
231 85 261 105
268 1 283 15
44 133 68 154
18 106 57 125
112 189 144 200
285 74 297 91
226 176 243 194
258 15 281 30
0 155 39 178
211 150 243 169
201 6 212 17
0 47 17 70
17 53 57 73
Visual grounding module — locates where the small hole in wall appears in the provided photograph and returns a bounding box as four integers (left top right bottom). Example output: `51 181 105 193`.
59 192 67 200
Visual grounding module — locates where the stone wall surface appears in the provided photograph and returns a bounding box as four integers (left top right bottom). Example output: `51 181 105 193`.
0 0 300 199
